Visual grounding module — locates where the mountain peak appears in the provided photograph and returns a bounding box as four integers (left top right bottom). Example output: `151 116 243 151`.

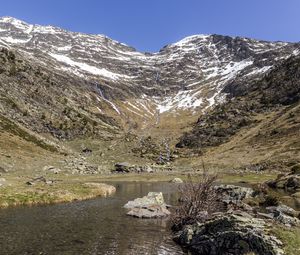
0 16 299 117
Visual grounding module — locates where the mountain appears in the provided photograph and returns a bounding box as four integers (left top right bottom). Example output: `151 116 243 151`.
176 55 300 170
0 16 299 171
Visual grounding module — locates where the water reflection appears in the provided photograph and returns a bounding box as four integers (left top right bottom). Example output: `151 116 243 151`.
0 182 184 255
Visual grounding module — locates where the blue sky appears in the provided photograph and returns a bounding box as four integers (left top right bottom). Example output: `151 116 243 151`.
0 0 299 52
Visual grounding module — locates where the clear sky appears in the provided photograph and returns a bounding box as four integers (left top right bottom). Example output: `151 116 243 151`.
0 0 299 52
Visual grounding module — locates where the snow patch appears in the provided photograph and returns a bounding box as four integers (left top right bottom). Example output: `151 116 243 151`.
49 53 132 80
1 36 31 44
156 90 203 113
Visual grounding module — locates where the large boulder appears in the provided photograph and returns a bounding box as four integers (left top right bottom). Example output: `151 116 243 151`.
266 205 300 227
266 170 300 190
114 162 131 173
174 211 284 255
214 185 254 207
124 192 170 218
126 205 171 218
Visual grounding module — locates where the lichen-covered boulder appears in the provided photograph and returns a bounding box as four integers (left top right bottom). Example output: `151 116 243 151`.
215 185 254 203
266 169 300 190
266 205 300 227
174 211 284 255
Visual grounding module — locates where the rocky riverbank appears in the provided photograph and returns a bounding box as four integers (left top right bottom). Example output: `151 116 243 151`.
171 182 300 255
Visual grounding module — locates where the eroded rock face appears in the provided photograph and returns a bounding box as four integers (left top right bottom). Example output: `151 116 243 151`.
124 192 170 218
174 211 284 255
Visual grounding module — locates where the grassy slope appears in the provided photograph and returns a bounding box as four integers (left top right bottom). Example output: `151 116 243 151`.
174 103 300 171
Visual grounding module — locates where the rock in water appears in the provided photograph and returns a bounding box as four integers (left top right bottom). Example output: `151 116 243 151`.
124 192 170 218
174 211 284 255
127 205 171 218
170 178 183 183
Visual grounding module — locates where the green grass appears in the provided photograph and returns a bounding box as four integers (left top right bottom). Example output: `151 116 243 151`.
272 226 300 255
219 173 277 184
0 188 58 207
0 114 58 152
0 180 115 208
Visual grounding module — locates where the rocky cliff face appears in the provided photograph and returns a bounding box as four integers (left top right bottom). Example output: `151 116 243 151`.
0 16 299 142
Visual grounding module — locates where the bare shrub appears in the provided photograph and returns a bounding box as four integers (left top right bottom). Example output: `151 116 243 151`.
171 173 220 230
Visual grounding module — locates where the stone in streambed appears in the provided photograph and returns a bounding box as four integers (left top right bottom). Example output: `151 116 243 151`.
124 192 170 218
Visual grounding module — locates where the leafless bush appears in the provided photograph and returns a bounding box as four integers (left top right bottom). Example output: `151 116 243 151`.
171 173 220 230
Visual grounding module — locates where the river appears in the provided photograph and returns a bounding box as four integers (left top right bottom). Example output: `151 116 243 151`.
0 182 185 255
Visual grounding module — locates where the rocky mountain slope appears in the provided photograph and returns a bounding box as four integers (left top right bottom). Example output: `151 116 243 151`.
1 17 299 127
0 16 299 171
175 55 300 171
177 55 300 149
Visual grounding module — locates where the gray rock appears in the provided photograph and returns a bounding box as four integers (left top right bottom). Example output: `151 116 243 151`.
274 211 300 227
0 166 8 173
170 177 184 183
266 205 300 226
174 211 284 255
266 204 299 217
143 166 154 173
124 192 165 209
215 184 254 203
115 162 131 172
127 204 171 218
43 166 61 174
124 192 170 218
266 172 300 190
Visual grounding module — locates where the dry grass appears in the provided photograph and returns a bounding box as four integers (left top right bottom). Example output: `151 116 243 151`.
0 175 116 208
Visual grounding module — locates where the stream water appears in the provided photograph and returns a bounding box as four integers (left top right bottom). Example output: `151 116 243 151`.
0 182 185 255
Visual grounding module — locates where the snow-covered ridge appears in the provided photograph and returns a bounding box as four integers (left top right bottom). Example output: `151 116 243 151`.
0 16 299 117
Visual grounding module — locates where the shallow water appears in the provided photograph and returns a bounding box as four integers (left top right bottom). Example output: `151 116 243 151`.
0 182 185 255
